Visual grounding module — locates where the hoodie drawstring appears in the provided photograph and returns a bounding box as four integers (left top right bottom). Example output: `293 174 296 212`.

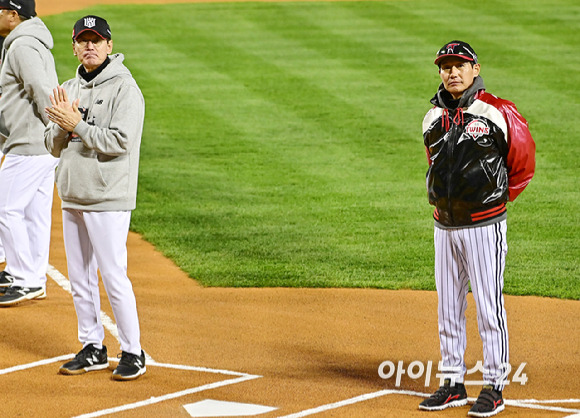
442 107 464 132
442 108 450 132
453 108 464 127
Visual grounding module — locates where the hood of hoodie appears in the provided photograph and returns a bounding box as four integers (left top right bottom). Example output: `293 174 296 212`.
4 17 54 50
430 75 485 109
76 53 131 87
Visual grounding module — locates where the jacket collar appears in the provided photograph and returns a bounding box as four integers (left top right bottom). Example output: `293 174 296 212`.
430 76 486 109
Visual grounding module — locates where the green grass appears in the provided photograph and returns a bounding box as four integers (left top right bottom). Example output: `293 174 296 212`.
44 0 579 298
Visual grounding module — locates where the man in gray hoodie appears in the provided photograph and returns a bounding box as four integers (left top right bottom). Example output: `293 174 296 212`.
45 15 146 381
0 0 59 306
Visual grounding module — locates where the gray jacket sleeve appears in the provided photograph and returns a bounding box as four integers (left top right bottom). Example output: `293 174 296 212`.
12 41 56 126
44 122 70 158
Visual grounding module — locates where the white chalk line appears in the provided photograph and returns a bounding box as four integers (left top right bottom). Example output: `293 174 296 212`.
0 355 251 379
504 400 580 415
147 360 252 377
43 264 261 417
277 390 428 418
0 354 261 418
46 264 580 417
72 373 261 418
515 399 580 404
0 354 75 376
278 390 580 418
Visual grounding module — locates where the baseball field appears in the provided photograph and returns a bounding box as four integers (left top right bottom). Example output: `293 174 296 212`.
0 0 578 417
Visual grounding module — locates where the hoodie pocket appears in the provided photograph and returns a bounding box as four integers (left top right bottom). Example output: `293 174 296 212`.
56 149 108 204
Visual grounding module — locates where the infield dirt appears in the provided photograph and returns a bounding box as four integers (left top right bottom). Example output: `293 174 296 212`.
0 1 577 417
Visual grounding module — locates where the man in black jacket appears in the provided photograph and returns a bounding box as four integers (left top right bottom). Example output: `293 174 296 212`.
419 41 535 417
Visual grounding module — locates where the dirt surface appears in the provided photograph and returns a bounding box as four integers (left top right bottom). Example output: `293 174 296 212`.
1 1 577 417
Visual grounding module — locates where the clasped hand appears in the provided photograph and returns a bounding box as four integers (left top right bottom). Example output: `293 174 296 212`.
45 86 82 133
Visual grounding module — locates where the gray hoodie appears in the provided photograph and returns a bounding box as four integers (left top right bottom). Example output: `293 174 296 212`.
45 54 145 211
0 17 58 155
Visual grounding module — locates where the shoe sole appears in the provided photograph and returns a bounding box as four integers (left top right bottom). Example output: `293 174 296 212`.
59 362 110 375
468 404 505 417
112 366 146 381
0 288 45 306
419 398 468 411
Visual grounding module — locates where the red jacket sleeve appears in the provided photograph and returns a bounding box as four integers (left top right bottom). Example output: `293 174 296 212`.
498 101 536 201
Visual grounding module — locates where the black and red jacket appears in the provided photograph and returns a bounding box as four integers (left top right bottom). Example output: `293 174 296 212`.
423 76 535 228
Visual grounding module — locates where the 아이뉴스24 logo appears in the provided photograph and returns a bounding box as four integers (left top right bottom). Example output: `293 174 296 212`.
378 360 528 387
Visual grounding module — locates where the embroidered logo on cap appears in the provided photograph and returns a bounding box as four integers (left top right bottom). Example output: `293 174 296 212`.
446 43 460 53
84 17 97 28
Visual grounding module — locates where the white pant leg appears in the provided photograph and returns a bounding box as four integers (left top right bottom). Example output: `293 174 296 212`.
0 154 4 262
25 158 58 288
63 209 104 349
83 211 141 356
0 154 58 288
0 235 5 262
464 221 509 390
434 227 470 384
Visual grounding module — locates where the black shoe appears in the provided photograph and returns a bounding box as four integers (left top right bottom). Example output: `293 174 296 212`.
0 286 44 306
419 378 468 411
468 385 505 417
0 271 14 288
112 350 146 381
60 344 109 375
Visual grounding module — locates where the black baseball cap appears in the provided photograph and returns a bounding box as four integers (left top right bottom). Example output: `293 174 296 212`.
0 0 36 19
72 15 111 41
434 40 478 65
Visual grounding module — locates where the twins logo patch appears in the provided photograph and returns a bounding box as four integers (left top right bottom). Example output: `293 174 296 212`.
465 119 490 139
84 17 97 28
446 43 460 53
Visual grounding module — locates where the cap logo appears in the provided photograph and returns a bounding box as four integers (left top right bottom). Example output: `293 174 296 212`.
84 17 97 28
466 119 490 140
446 43 460 53
9 1 22 10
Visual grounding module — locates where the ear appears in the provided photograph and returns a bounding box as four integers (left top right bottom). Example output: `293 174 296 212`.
106 39 113 55
7 9 19 26
473 63 481 77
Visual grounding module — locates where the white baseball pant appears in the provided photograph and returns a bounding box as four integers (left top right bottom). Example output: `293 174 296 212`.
0 235 4 262
0 154 4 262
0 154 58 288
434 220 509 390
63 209 141 356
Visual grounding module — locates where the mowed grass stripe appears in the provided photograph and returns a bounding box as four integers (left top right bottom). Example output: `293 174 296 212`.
67 4 404 286
44 1 579 297
133 3 431 287
156 6 428 286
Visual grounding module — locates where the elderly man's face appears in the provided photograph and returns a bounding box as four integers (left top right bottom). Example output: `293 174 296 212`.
73 32 113 73
439 57 480 99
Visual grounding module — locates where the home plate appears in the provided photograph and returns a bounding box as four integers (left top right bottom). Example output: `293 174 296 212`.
184 399 278 417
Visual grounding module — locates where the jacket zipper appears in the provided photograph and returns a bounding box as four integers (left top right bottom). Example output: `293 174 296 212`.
446 116 456 225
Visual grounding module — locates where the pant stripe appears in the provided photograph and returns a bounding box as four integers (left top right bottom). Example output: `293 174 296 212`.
435 221 509 389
